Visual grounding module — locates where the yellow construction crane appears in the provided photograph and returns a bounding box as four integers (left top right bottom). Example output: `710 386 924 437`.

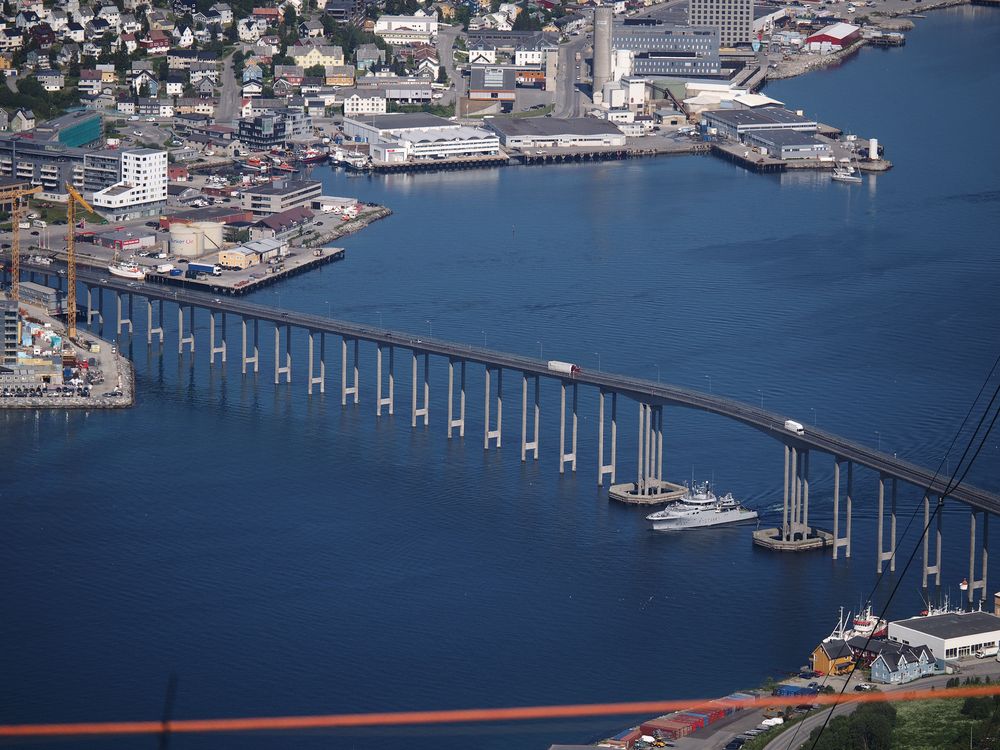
65 182 94 342
0 182 42 305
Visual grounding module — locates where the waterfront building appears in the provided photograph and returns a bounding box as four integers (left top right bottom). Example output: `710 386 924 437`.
237 110 312 151
702 107 817 140
17 282 62 315
743 129 832 160
468 65 516 104
809 638 854 675
888 611 1000 661
91 149 168 221
689 0 752 47
239 180 322 217
1 295 17 364
869 643 935 685
485 117 626 149
805 23 862 52
341 113 500 162
613 22 721 78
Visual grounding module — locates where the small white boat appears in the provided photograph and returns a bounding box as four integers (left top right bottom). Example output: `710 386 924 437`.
108 260 145 279
831 155 863 184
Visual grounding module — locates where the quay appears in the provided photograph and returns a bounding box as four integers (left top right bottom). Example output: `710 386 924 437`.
9 263 1000 603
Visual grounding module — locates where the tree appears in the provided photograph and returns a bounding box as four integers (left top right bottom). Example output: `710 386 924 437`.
436 66 447 84
138 81 151 98
513 9 542 31
282 6 297 30
304 64 326 77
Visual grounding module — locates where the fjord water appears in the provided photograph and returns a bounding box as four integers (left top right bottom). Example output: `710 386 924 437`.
3 8 1000 748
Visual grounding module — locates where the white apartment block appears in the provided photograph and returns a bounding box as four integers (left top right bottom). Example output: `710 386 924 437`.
92 149 168 220
689 0 752 47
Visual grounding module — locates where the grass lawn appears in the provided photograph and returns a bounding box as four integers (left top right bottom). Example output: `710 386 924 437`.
892 698 976 749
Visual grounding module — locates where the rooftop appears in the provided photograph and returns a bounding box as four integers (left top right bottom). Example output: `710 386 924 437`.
350 113 453 130
703 107 816 127
486 117 624 138
242 179 321 197
892 612 1000 640
746 128 827 146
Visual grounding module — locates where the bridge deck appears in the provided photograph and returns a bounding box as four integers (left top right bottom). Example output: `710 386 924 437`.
36 262 1000 515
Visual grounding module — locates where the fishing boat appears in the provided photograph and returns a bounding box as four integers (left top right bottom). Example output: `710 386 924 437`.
295 146 328 165
831 154 863 184
234 157 271 173
849 602 887 638
107 258 145 279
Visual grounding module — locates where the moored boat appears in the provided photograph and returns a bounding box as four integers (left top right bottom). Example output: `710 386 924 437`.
108 260 145 279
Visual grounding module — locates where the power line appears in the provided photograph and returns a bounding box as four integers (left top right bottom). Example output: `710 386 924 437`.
803 353 1000 750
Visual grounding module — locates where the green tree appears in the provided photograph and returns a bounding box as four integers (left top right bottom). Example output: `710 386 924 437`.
512 9 541 31
304 64 326 77
436 66 447 84
282 6 297 29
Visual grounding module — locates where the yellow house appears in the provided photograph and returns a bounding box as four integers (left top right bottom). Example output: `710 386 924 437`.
325 65 355 87
292 44 345 68
810 639 855 676
219 247 260 269
100 69 118 83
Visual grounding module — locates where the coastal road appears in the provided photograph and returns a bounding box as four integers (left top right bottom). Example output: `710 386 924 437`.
15 259 1000 515
762 660 1000 750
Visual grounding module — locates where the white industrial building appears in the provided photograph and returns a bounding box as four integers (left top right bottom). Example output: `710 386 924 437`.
373 13 438 44
91 148 168 220
341 114 500 162
484 117 626 149
888 612 1000 661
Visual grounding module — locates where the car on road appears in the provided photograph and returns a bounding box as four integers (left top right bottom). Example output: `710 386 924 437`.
854 683 876 691
133 130 142 136
128 115 140 121
213 298 222 303
30 231 38 236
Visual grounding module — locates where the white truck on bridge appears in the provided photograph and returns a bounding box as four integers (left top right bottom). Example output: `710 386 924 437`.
547 361 581 377
784 420 805 435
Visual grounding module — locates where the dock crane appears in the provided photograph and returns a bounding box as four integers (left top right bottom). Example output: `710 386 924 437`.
0 182 43 305
64 182 95 341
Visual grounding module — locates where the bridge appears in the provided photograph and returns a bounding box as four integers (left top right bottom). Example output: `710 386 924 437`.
13 260 999 603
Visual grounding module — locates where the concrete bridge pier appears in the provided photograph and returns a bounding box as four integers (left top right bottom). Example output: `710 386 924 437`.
597 389 617 485
484 366 502 449
411 351 429 427
146 298 164 345
116 292 133 336
376 343 394 414
86 286 103 325
209 311 227 366
753 444 832 550
832 459 854 559
273 325 291 384
635 403 663 496
448 358 466 438
241 318 259 375
177 305 195 354
968 510 989 604
876 475 897 574
307 331 325 395
922 494 942 590
341 337 359 405
558 381 578 473
520 373 539 461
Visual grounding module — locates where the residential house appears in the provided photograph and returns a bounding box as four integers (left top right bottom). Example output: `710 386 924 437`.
98 5 121 26
30 23 55 48
76 6 95 26
47 8 69 31
325 65 356 87
242 62 263 83
210 2 234 26
251 7 282 26
355 44 385 71
63 23 84 43
141 29 171 55
810 638 855 676
131 70 160 96
871 644 935 685
99 65 120 84
189 62 220 84
0 110 9 131
0 29 24 52
175 98 216 116
291 44 345 69
136 97 175 117
342 89 388 116
78 69 105 96
237 17 261 42
120 33 138 54
272 78 296 97
174 26 195 48
35 69 64 92
164 74 187 97
11 109 35 132
299 20 324 38
274 65 305 85
242 80 264 98
56 43 80 66
195 78 217 98
120 14 142 34
15 11 41 29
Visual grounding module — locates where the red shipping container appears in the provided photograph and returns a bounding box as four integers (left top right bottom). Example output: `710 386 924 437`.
621 729 642 750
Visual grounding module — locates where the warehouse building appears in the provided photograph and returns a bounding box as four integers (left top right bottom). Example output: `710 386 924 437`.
612 23 721 78
743 129 831 160
702 107 817 140
93 228 159 252
341 114 500 162
805 22 861 52
485 117 626 149
888 611 1000 661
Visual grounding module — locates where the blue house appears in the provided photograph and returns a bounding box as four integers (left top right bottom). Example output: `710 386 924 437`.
870 643 935 685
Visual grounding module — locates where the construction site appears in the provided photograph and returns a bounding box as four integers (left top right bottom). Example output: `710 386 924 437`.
0 180 133 408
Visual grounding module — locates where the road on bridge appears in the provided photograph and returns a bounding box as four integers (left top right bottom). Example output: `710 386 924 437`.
20 259 1000 515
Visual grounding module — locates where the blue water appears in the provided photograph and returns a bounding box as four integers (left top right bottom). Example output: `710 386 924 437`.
3 8 1000 749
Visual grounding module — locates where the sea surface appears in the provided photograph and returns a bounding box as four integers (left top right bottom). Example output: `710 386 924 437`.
3 8 1000 749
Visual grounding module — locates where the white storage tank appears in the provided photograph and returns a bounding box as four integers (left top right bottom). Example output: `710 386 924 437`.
193 221 224 251
869 137 879 161
170 223 203 257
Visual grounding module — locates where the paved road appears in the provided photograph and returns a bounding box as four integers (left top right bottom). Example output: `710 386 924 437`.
17 261 1000 514
214 49 240 126
554 34 591 118
763 659 1000 750
436 25 464 103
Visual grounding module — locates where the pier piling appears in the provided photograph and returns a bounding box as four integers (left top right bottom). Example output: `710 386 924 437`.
558 381 578 473
447 359 466 438
308 331 325 395
341 337 359 405
520 373 539 461
597 389 617 485
241 318 259 375
411 351 429 427
484 366 502 449
376 343 394 415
